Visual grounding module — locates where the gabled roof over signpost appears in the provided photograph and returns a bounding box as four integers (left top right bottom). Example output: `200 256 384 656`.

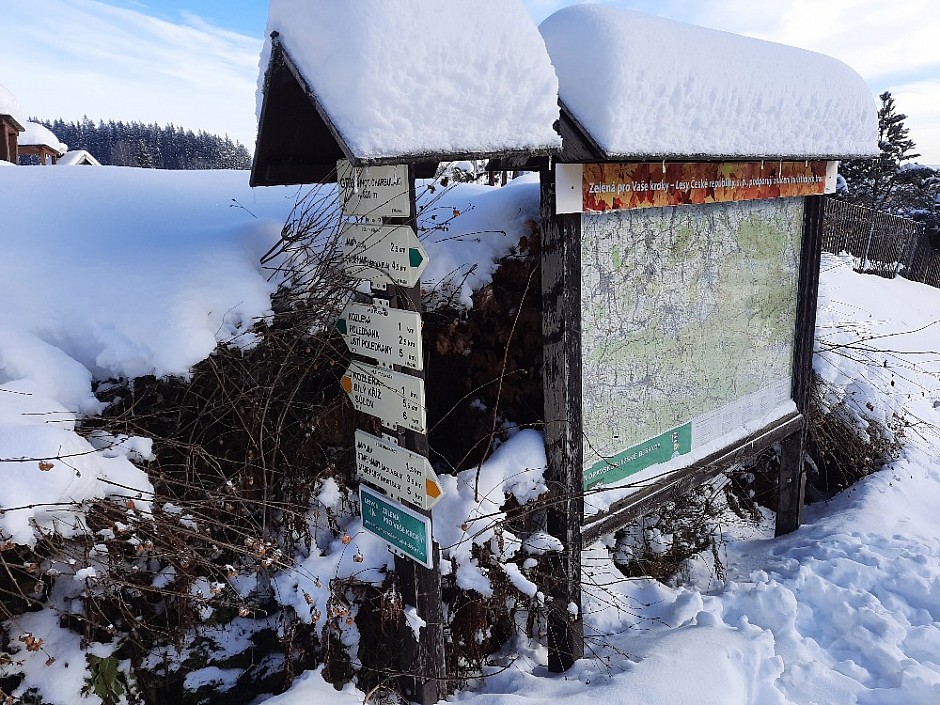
539 5 880 162
251 0 562 186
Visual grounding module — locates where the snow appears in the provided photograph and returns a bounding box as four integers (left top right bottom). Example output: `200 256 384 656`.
404 605 427 637
0 82 25 128
418 173 543 307
539 5 879 159
0 166 300 547
19 121 68 154
261 0 561 160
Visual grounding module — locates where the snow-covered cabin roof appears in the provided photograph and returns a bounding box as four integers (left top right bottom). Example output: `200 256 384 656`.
539 6 879 161
19 122 68 155
252 0 561 185
0 83 26 131
58 149 101 166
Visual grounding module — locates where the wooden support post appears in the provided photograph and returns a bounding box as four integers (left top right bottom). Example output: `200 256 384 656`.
776 195 825 536
389 168 446 704
540 166 585 671
775 431 805 536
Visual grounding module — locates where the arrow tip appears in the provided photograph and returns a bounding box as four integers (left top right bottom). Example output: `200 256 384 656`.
426 479 442 499
341 375 353 394
336 318 347 335
409 247 424 268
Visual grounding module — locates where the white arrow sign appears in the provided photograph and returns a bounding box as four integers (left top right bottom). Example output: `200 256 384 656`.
341 361 426 434
355 430 444 510
337 301 423 371
337 160 411 218
342 222 428 288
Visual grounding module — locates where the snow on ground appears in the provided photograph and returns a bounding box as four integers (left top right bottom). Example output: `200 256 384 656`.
0 167 301 545
539 5 878 159
262 1 560 160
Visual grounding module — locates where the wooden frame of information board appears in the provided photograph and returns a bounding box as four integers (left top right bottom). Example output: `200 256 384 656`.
539 160 829 671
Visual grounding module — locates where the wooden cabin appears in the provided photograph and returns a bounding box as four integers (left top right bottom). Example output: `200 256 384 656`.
18 121 68 165
0 84 25 165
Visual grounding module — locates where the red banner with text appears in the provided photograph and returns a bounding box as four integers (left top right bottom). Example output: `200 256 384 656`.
566 161 834 213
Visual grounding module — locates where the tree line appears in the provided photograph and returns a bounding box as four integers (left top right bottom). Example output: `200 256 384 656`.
36 116 252 170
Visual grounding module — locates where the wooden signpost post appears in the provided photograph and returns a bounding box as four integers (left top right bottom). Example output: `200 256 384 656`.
336 160 445 705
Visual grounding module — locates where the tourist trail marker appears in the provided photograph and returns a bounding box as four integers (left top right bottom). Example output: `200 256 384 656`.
337 301 424 371
360 484 433 569
355 430 444 511
338 160 412 218
342 222 428 288
341 360 427 434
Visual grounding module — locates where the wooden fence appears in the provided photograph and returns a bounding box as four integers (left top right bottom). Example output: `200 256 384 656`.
821 197 940 288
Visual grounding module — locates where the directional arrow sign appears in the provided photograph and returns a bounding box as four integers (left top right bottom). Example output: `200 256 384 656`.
359 484 433 568
355 430 444 510
336 302 423 371
342 222 428 288
341 361 426 434
337 160 411 218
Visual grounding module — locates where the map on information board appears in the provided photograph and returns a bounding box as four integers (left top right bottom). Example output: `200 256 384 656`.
581 198 803 490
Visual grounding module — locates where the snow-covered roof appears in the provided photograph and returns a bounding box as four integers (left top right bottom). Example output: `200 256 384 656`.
19 122 68 155
0 83 26 131
254 0 560 183
540 6 879 160
58 149 102 167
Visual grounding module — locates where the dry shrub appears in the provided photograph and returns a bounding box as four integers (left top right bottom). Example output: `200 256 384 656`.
803 374 904 500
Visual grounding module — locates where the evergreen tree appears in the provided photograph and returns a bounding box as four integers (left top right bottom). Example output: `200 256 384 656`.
34 117 252 170
839 91 921 212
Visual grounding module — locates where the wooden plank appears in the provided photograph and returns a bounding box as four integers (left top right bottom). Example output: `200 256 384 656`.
793 196 824 414
386 167 446 705
583 412 803 545
774 195 824 536
775 432 805 536
540 166 585 672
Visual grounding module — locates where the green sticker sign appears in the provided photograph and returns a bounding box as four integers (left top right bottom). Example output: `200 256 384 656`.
359 485 433 568
584 423 692 489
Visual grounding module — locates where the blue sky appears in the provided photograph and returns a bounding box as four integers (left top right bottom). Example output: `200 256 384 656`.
100 0 269 37
2 0 938 163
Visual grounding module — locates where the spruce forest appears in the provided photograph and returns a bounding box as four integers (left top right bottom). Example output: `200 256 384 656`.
36 117 252 170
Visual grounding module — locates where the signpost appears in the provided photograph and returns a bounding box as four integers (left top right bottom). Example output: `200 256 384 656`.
337 301 424 371
338 159 443 704
341 360 427 434
338 160 412 217
355 430 444 511
342 222 429 288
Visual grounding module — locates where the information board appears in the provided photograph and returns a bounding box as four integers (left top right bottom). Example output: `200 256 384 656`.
580 198 802 491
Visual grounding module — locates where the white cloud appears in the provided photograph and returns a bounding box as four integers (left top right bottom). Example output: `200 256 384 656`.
1 0 261 149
